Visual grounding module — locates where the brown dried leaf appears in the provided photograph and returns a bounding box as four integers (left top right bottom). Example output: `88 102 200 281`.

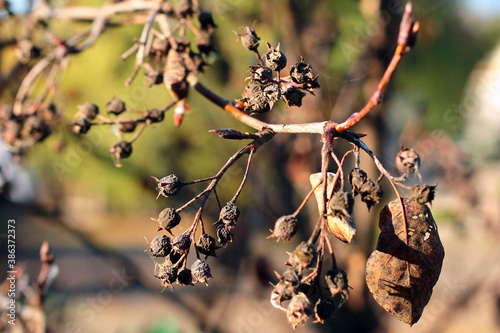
366 198 444 326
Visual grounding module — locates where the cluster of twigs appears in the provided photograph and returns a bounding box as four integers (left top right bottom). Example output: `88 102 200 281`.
0 0 442 329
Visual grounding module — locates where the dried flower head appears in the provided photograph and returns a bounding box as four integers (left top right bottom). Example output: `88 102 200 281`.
196 233 218 258
359 179 383 210
286 242 316 274
411 184 437 204
349 168 368 196
216 224 234 247
172 233 191 254
396 146 421 176
110 141 133 160
328 191 354 219
325 268 349 309
176 268 193 286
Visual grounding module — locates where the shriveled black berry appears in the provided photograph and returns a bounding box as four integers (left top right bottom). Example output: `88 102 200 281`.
78 103 99 120
287 292 312 329
153 208 181 234
196 234 218 258
196 31 214 55
349 168 368 196
262 42 287 72
219 202 240 227
175 0 193 18
172 233 191 254
290 58 316 84
71 117 91 134
155 260 178 287
106 98 126 115
236 26 260 52
314 298 335 323
119 122 136 133
216 224 234 247
23 116 51 142
146 235 172 257
110 141 132 159
151 38 170 56
248 65 273 84
191 259 212 284
359 179 383 210
177 268 193 286
396 145 421 175
328 191 354 219
283 87 306 107
411 184 436 204
325 268 349 309
145 68 164 87
242 82 280 114
146 109 165 123
285 242 316 274
153 174 183 198
198 11 217 31
268 215 297 242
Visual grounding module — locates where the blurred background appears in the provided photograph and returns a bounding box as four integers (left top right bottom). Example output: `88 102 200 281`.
1 0 500 332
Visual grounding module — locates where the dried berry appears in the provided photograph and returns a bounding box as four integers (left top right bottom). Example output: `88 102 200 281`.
396 146 421 175
172 233 191 254
175 0 193 18
184 51 206 73
198 11 217 31
286 242 315 274
287 292 312 329
16 39 41 63
242 82 280 114
290 58 316 84
196 234 218 258
325 268 349 309
236 26 260 52
196 31 214 55
71 117 91 134
152 174 183 198
146 235 172 257
145 68 164 87
271 276 295 309
153 208 181 234
169 249 183 264
151 38 170 57
216 224 234 246
268 215 297 242
191 259 212 284
119 122 136 133
146 109 165 123
155 260 178 287
314 298 335 323
219 202 240 227
282 86 306 107
411 184 436 204
110 141 132 160
177 268 193 286
262 42 287 72
349 168 368 196
106 98 126 115
247 65 273 84
360 179 383 210
78 103 99 120
328 191 354 219
22 116 51 142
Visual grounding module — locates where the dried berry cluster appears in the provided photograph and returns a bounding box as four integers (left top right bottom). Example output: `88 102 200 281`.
235 26 320 113
68 1 218 165
0 103 58 155
145 173 242 288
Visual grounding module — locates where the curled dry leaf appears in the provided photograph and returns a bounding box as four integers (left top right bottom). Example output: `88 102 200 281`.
309 172 356 243
366 198 444 326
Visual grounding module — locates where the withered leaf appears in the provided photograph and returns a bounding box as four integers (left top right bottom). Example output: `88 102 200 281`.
366 198 444 325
